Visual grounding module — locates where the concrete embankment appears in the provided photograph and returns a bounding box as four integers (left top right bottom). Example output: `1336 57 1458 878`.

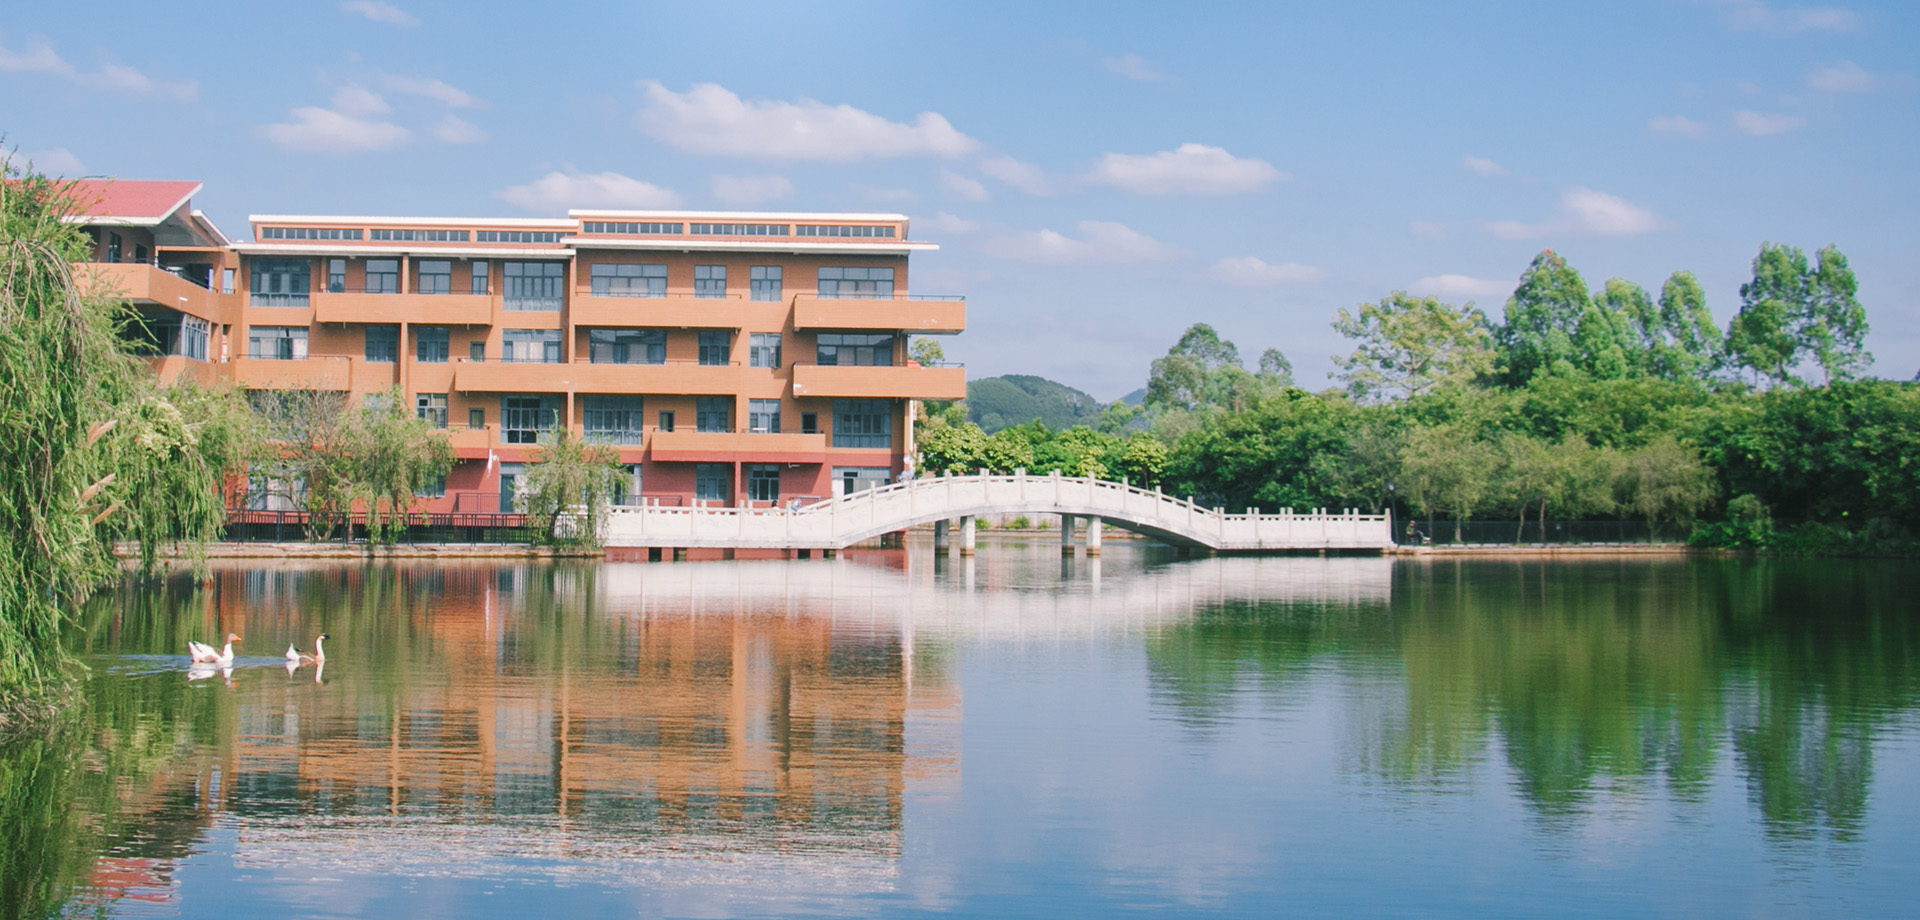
119 542 599 560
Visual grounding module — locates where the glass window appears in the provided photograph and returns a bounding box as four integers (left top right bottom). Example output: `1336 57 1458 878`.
797 225 896 238
416 393 448 428
695 463 730 503
696 397 731 433
469 341 486 362
749 333 782 368
816 266 894 298
588 328 666 365
589 263 666 298
694 265 727 299
327 258 346 293
657 410 675 433
816 333 895 367
612 464 643 506
365 259 399 294
502 395 555 444
468 407 485 429
180 317 209 361
470 260 489 295
748 399 781 434
746 464 780 503
107 232 122 263
250 259 311 307
418 260 452 294
221 268 235 294
832 399 892 449
247 326 309 360
801 412 819 434
503 262 565 310
502 329 562 363
583 395 646 445
365 325 399 363
750 265 783 302
698 331 731 366
416 326 449 363
416 472 447 498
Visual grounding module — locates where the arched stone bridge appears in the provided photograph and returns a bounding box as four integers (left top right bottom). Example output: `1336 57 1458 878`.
604 473 1393 553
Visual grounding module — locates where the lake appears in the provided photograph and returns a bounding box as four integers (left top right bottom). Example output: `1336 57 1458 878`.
5 542 1917 918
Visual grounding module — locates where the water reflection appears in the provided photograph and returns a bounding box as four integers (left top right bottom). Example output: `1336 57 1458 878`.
5 549 1916 917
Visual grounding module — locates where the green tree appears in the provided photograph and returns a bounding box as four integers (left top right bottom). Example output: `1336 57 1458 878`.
1400 423 1499 542
909 336 945 366
516 429 623 547
917 418 988 474
1616 435 1715 538
1117 434 1169 487
1579 280 1645 380
249 389 358 541
1730 243 1812 386
1496 250 1590 383
1163 389 1351 512
1803 245 1870 382
1645 271 1724 380
351 387 455 544
1330 292 1495 400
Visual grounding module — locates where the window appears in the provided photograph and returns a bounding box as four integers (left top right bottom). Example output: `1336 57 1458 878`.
107 232 122 263
221 268 234 294
502 396 556 444
416 393 448 428
698 331 731 366
746 464 780 503
327 258 346 293
695 463 730 503
502 329 562 363
696 397 731 432
476 230 560 243
833 399 892 449
418 260 452 294
588 328 666 365
835 466 891 495
817 333 894 366
180 317 209 360
261 227 362 240
416 472 447 499
690 223 788 236
748 399 781 434
797 225 896 238
582 221 682 235
499 462 524 511
134 245 148 263
416 326 449 363
657 410 675 433
749 333 782 368
694 265 726 298
365 325 399 363
468 407 485 429
470 260 489 295
583 396 646 445
364 259 399 293
371 229 469 242
503 262 564 310
589 263 666 298
250 258 311 307
247 325 309 360
469 341 486 362
817 266 895 298
750 265 782 302
611 464 643 506
801 412 819 434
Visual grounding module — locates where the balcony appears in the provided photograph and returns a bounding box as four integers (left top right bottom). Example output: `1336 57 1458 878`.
313 290 493 325
231 355 398 392
79 262 222 322
570 291 759 328
792 294 965 333
649 430 828 463
790 363 966 400
453 358 766 395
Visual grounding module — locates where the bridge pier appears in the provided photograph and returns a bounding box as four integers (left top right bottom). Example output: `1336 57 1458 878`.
959 515 976 555
1086 516 1102 556
934 519 950 550
1061 514 1076 555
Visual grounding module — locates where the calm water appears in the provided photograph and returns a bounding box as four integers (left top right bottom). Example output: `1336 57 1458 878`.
4 543 1918 918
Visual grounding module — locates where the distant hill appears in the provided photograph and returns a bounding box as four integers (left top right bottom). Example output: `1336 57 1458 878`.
966 375 1105 433
1117 388 1146 407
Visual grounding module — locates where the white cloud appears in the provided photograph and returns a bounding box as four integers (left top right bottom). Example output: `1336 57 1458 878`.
1 146 86 176
1089 143 1286 196
1486 187 1672 240
1410 275 1514 300
1808 60 1875 92
381 74 477 107
636 81 977 161
433 115 486 144
331 85 389 118
1462 155 1509 177
342 1 418 26
495 170 681 212
0 36 196 99
938 170 990 202
919 212 980 235
262 107 410 153
980 220 1181 265
1104 54 1167 82
1733 109 1806 136
710 174 793 206
1710 1 1859 33
1649 115 1710 139
979 156 1056 196
853 185 916 203
1204 257 1328 287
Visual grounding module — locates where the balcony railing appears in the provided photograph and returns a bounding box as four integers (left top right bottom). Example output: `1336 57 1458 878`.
503 296 563 311
584 430 648 446
810 292 964 301
249 292 310 308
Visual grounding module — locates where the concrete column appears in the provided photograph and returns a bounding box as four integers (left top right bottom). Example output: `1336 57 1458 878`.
1086 516 1103 555
934 518 950 549
1060 514 1076 554
959 515 976 556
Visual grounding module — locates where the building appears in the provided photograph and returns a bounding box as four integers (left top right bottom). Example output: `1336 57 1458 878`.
70 179 967 512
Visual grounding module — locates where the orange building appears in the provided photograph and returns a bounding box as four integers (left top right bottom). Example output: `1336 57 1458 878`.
71 180 967 512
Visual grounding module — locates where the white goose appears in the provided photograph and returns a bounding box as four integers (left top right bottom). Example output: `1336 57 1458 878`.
188 633 240 666
287 634 330 666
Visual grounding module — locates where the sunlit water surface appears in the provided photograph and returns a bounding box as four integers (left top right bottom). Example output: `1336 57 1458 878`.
5 542 1917 918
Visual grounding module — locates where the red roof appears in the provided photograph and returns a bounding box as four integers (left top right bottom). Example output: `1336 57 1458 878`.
65 179 201 223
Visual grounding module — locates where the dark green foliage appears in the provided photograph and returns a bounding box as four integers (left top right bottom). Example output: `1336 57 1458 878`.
966 374 1105 433
1496 250 1591 383
1163 388 1353 511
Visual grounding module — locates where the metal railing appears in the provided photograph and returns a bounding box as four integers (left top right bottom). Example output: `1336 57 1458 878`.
249 293 310 307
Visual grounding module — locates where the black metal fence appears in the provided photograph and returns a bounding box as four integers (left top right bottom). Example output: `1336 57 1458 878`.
222 509 534 544
1396 519 1659 546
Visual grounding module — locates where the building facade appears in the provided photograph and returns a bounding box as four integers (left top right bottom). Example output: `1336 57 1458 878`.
71 180 966 512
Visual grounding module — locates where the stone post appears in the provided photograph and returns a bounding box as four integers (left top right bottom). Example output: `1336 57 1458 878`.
1086 516 1102 555
959 515 976 556
1061 514 1076 554
934 518 950 550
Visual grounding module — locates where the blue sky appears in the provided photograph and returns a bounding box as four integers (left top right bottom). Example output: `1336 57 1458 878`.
4 0 1915 398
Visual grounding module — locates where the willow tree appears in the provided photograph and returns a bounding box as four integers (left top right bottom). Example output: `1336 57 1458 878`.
352 387 454 544
0 166 237 715
517 430 623 547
